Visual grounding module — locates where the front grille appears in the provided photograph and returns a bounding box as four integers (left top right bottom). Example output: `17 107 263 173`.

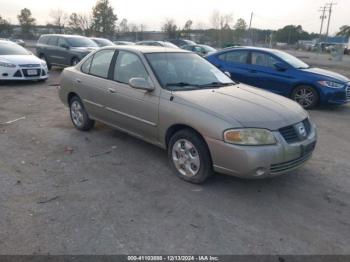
346 86 350 101
22 69 40 77
270 153 312 174
279 119 312 144
19 64 40 68
13 70 22 77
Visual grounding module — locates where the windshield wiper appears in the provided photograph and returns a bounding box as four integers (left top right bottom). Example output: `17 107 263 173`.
166 82 198 87
198 82 235 88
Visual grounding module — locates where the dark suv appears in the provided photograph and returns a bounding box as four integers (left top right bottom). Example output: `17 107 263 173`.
36 34 98 69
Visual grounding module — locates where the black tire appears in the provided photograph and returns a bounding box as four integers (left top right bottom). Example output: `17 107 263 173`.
39 54 52 70
69 96 95 131
71 57 80 66
168 129 213 184
291 85 319 109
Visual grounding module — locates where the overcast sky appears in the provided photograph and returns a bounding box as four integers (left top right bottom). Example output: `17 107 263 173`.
0 0 348 34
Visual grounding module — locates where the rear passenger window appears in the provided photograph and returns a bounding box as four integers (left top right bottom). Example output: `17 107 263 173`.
114 51 148 84
47 36 58 46
219 51 249 64
89 49 115 78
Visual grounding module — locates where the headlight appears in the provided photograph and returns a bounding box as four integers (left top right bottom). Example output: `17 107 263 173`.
40 60 47 67
224 128 277 146
318 81 345 88
0 62 16 68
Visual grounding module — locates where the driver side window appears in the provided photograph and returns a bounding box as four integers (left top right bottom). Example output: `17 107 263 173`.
251 52 279 68
58 37 68 48
113 51 149 84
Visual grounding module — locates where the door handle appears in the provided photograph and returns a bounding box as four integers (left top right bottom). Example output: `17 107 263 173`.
76 79 82 83
108 88 117 94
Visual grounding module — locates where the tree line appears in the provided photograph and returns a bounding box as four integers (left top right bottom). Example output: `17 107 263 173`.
1 0 349 46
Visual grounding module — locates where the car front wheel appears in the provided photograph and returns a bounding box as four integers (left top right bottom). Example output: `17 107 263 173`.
39 54 52 70
291 85 319 109
71 57 80 66
168 129 213 184
69 96 95 131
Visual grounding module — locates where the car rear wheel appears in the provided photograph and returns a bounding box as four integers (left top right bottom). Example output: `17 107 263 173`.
291 85 319 109
69 96 95 131
39 54 52 70
168 129 213 184
71 57 80 66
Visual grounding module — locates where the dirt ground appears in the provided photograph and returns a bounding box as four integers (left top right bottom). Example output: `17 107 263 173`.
0 67 350 255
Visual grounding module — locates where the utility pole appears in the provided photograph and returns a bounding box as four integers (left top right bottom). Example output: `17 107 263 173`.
248 12 253 45
325 1 337 40
319 5 327 42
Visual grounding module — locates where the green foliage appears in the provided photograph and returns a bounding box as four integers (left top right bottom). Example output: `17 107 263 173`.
91 0 117 37
233 18 247 42
17 8 36 37
274 25 311 44
337 25 350 37
0 15 13 37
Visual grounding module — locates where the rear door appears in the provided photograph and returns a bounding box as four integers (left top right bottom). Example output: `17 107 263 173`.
250 51 292 95
214 50 255 85
74 49 117 122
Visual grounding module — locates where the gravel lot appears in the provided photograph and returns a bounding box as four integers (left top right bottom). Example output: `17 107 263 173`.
0 66 350 255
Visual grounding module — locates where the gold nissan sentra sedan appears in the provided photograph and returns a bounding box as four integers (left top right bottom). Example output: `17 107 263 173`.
58 46 317 184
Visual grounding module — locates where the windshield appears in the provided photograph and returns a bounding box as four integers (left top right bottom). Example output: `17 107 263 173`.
163 42 179 49
146 52 234 90
67 37 98 47
201 45 216 52
93 38 114 47
0 42 30 55
273 50 309 69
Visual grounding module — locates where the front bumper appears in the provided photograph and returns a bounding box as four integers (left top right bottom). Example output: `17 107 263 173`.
0 66 48 81
319 85 350 105
205 123 317 179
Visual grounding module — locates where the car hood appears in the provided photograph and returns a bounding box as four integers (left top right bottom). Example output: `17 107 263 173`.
172 84 308 130
0 55 42 64
301 67 349 83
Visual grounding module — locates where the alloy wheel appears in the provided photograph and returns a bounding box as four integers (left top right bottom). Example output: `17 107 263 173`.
172 139 201 177
294 87 315 108
70 101 84 127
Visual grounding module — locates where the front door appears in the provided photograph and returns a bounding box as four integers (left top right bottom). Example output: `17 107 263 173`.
103 50 159 142
250 51 292 95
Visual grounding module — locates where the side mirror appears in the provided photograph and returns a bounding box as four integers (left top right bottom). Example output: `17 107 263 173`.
59 44 69 49
274 62 288 71
129 77 155 91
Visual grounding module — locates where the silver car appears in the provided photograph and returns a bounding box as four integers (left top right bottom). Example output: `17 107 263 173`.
58 46 317 184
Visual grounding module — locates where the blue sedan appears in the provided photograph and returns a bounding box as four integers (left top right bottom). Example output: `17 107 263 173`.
206 47 350 109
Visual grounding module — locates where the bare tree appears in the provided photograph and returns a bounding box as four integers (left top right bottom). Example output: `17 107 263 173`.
210 10 233 47
183 20 193 38
162 19 178 39
68 13 92 36
119 18 129 33
50 9 67 33
210 10 221 30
